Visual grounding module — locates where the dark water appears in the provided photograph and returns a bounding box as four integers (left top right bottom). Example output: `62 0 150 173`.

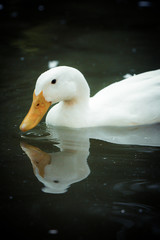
1 3 160 239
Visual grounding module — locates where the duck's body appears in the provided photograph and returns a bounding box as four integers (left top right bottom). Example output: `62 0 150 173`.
46 68 160 128
20 66 160 132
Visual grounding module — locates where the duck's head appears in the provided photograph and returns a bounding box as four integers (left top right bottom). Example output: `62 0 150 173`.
19 66 89 132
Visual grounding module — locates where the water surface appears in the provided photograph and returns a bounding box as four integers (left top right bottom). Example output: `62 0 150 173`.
0 12 160 240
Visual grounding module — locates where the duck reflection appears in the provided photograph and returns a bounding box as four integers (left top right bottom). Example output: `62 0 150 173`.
21 124 160 194
20 127 90 194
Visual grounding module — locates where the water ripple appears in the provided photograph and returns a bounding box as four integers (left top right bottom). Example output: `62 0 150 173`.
113 179 160 195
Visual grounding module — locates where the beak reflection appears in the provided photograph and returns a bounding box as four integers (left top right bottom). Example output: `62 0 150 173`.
20 141 90 194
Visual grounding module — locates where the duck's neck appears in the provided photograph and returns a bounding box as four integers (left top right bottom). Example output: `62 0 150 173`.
63 77 90 108
63 93 89 108
59 81 90 128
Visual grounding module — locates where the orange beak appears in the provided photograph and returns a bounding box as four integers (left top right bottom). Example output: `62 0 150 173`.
19 91 51 132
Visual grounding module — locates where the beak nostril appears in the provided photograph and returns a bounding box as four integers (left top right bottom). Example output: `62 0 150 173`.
53 180 59 183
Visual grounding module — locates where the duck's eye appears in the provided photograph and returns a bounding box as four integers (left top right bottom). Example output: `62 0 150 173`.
51 79 56 84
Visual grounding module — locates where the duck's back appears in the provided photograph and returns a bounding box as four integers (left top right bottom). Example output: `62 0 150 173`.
90 69 160 126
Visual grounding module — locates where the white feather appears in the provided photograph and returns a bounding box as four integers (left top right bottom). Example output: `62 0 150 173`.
34 66 160 128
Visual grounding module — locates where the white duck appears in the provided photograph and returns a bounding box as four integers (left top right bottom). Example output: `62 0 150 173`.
20 66 160 132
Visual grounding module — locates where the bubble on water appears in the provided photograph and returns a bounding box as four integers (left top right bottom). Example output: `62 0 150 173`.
48 229 58 235
138 1 152 7
121 209 125 214
139 208 143 213
38 5 45 11
11 11 18 18
48 60 59 69
0 4 4 10
60 19 66 25
123 73 132 79
132 48 137 53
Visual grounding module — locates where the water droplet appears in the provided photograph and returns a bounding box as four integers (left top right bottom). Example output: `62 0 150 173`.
121 209 125 214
